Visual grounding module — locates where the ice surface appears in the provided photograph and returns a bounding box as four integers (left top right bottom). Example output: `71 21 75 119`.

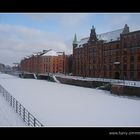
0 73 140 126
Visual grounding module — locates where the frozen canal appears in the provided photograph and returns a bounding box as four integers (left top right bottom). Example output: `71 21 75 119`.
0 73 140 126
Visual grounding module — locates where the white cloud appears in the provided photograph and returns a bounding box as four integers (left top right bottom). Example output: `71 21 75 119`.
0 24 72 66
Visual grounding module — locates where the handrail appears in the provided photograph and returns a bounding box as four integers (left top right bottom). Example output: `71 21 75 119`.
0 84 44 127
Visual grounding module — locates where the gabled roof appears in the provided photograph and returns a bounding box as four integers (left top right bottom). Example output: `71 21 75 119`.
76 28 123 48
97 28 123 43
76 37 89 48
42 50 58 57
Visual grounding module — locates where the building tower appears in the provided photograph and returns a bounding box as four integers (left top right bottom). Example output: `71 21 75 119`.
73 33 78 49
122 24 129 34
89 25 98 43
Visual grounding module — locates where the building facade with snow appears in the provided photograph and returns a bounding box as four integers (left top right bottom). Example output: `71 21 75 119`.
73 25 140 81
20 49 68 75
40 50 68 74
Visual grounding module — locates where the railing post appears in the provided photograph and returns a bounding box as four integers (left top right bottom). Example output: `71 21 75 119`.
13 98 15 108
2 87 4 95
7 92 10 103
19 104 21 116
10 95 12 106
34 118 36 126
2 87 4 96
16 100 18 113
23 108 25 122
28 112 30 126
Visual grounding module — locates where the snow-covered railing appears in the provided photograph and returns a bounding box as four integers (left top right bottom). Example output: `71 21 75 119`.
0 84 43 127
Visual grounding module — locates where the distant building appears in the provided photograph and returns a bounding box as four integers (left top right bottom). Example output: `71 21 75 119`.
4 65 12 73
40 50 59 74
20 49 69 75
73 24 140 81
0 63 5 72
12 63 20 71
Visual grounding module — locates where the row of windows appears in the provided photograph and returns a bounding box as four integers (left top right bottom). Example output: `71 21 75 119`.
104 44 119 50
75 71 140 80
99 55 139 64
75 56 140 68
123 33 140 41
123 41 140 48
75 46 140 55
75 55 138 63
123 48 140 54
123 72 140 80
75 63 140 70
123 63 140 70
123 55 140 63
75 44 120 54
75 48 140 59
76 70 140 78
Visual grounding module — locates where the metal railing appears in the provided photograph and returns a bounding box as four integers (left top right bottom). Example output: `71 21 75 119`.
0 84 44 127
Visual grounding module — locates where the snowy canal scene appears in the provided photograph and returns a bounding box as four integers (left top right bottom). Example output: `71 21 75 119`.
0 73 140 126
1 13 140 127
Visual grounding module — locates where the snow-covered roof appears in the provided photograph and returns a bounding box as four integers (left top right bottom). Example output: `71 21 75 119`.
33 52 38 56
57 52 64 55
24 56 30 59
76 37 89 48
42 50 58 57
76 28 123 49
38 52 44 55
97 28 123 43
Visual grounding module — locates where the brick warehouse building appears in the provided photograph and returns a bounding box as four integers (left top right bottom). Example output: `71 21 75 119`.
72 24 140 81
20 49 69 75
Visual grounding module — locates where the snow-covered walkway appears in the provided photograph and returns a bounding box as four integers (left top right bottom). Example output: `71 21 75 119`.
0 93 26 126
55 74 140 87
0 73 140 126
52 75 60 83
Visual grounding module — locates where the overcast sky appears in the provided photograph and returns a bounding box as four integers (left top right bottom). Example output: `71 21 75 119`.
0 13 140 66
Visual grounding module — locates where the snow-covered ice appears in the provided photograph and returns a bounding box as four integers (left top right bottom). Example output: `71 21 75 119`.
0 73 140 126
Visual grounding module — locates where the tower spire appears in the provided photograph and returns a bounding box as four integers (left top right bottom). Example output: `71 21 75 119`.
89 25 97 43
73 33 78 45
92 25 95 30
73 33 78 49
122 24 129 34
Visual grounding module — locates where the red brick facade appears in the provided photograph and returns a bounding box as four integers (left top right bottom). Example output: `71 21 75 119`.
20 50 69 75
73 25 140 81
120 30 140 80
